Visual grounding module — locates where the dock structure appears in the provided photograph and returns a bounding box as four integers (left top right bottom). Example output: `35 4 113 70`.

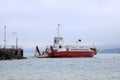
0 48 24 60
0 25 26 60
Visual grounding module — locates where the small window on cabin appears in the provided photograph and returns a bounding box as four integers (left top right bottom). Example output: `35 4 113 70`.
59 46 62 48
67 48 69 51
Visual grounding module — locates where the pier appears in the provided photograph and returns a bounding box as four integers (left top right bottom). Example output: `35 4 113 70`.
0 48 24 60
0 26 26 60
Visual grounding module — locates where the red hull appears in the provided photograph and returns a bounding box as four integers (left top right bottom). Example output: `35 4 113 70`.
37 51 96 58
52 51 95 58
36 46 97 58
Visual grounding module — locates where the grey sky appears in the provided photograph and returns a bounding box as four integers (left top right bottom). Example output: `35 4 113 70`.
0 0 120 48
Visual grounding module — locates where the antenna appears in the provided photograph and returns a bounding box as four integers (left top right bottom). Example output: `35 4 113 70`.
57 24 60 37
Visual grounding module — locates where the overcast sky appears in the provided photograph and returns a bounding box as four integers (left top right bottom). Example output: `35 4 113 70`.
0 0 120 49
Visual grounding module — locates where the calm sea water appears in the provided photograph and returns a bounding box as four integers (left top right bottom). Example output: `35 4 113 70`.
0 54 120 80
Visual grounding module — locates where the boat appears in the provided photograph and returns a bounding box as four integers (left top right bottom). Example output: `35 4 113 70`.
35 25 98 58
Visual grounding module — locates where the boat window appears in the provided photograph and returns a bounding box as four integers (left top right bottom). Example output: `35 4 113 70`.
67 48 69 51
59 46 62 48
54 39 59 44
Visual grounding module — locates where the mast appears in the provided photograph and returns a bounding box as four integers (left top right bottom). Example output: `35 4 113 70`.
4 26 7 48
16 37 18 49
54 24 64 49
15 32 18 49
57 24 60 37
